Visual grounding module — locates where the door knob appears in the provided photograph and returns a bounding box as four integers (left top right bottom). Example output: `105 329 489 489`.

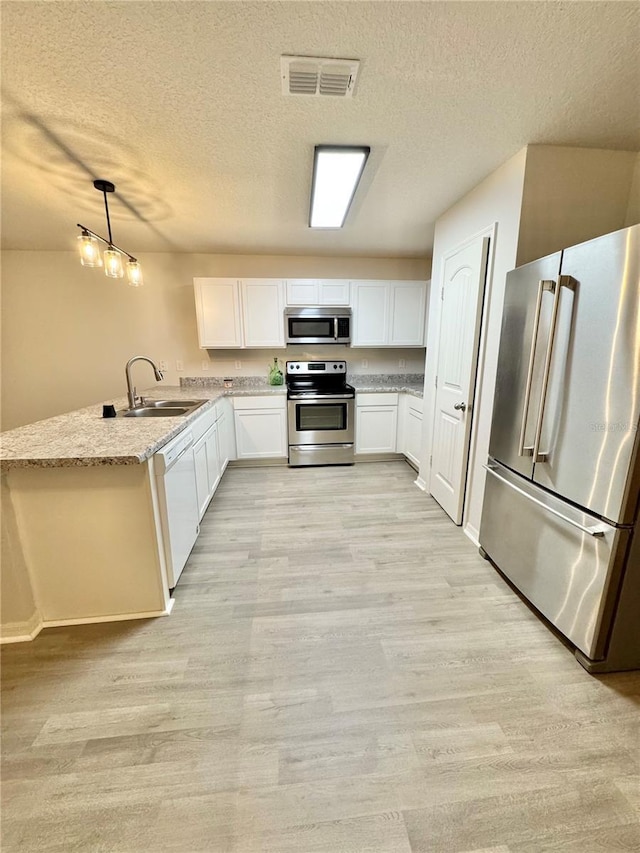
453 402 467 412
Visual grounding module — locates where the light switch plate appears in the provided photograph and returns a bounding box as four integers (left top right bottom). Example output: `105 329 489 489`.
176 360 184 371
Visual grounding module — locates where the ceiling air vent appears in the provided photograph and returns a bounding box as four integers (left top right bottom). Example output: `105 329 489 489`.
281 56 360 98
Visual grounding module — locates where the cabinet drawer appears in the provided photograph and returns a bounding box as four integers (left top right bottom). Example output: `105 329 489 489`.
356 392 399 406
233 395 286 410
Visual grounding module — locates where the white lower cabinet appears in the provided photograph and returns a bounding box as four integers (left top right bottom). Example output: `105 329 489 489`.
233 396 287 459
193 422 220 520
398 394 424 468
215 397 236 472
356 393 399 454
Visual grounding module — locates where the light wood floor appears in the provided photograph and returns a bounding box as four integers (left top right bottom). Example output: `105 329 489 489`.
2 461 639 852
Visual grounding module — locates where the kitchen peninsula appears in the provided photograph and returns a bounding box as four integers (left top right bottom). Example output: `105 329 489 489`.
1 376 424 642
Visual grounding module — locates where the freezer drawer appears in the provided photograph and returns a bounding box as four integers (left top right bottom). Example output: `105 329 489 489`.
480 460 629 660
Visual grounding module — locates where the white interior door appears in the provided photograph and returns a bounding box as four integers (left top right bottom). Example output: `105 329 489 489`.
430 236 489 523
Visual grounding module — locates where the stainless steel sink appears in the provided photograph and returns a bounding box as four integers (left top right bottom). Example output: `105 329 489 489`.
141 399 204 408
119 399 207 418
122 407 189 418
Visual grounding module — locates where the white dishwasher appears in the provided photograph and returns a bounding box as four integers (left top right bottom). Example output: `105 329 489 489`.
154 430 199 588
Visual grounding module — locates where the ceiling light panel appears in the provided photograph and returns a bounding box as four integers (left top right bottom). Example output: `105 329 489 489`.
309 146 370 229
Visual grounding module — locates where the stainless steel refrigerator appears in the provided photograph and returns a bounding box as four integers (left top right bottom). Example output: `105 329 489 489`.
480 224 640 672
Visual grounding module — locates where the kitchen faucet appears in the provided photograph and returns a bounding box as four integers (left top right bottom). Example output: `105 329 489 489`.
125 356 164 409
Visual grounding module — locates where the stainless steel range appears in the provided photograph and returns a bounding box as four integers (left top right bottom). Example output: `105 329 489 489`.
286 361 355 466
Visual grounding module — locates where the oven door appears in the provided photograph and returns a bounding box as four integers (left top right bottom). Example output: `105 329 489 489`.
288 397 355 445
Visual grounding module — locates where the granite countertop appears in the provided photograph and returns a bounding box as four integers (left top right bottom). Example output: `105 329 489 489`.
350 374 424 398
0 375 422 470
0 383 285 470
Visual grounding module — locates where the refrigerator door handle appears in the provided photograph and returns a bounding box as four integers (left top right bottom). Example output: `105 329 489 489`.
483 464 608 538
532 275 574 463
518 279 554 457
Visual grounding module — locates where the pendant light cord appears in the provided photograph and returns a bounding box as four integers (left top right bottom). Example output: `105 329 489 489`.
102 188 114 245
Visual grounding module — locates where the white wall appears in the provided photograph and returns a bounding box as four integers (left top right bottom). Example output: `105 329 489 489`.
626 152 640 226
421 144 639 544
1 251 429 431
518 145 639 264
418 148 528 542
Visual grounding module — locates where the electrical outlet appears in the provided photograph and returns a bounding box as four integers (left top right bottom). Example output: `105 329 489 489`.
399 359 406 369
176 360 184 371
159 360 168 371
361 359 368 368
235 360 242 369
201 361 209 371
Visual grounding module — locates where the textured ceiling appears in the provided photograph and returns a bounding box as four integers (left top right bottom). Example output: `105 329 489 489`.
2 1 639 258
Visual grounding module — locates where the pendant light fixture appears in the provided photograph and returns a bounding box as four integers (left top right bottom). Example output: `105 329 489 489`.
77 180 143 286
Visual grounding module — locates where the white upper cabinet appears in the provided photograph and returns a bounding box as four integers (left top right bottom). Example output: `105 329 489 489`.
193 278 284 348
389 281 426 346
194 278 243 348
285 279 350 306
195 277 425 349
351 281 390 346
286 279 320 305
351 280 426 347
241 279 285 347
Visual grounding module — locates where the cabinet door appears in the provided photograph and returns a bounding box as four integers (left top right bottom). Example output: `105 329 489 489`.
193 436 210 519
319 280 350 305
205 424 221 497
405 408 423 467
389 282 426 346
234 409 287 459
351 281 390 347
356 406 398 453
193 278 243 348
286 279 319 305
222 400 237 465
241 279 285 347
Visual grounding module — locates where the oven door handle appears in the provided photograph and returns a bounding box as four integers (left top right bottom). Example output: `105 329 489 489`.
288 393 355 400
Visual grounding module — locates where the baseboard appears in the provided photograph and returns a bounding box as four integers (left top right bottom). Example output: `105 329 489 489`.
42 605 174 630
1 602 175 644
354 452 405 463
464 522 480 547
0 611 43 644
414 475 427 492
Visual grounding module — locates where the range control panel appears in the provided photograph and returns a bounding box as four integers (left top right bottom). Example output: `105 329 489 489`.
286 361 347 375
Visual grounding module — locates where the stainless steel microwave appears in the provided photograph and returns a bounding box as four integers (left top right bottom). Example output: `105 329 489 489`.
285 307 351 345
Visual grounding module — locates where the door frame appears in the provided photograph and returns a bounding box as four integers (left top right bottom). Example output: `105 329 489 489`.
428 223 497 532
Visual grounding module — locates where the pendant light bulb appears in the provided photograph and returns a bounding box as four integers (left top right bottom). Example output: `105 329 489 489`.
126 259 144 287
104 247 124 278
77 231 102 267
